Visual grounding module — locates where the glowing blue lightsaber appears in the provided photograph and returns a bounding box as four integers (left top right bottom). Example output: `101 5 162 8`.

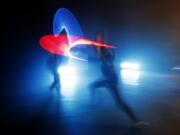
53 8 84 46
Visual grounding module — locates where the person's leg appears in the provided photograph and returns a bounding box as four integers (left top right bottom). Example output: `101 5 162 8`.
89 79 108 97
111 85 150 127
51 69 60 89
54 71 61 92
109 85 138 123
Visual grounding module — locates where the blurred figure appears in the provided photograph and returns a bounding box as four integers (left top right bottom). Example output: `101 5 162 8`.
47 53 64 94
90 34 148 127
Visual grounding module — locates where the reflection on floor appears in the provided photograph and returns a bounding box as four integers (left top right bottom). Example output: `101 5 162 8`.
2 61 180 135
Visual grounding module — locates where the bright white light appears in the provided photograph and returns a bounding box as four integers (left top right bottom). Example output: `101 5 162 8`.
120 62 140 70
172 66 180 70
121 69 140 85
58 66 75 74
121 69 140 79
57 64 77 97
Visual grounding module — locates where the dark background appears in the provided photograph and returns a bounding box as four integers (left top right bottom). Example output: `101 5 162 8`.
3 0 180 71
1 0 180 134
2 0 180 101
2 0 180 98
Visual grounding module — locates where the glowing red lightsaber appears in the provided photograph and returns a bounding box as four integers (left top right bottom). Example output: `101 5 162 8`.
39 34 117 61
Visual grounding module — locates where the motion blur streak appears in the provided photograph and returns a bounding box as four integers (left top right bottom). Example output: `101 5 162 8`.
39 34 116 61
53 8 84 45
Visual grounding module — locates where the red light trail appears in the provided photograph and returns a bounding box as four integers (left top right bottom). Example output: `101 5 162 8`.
39 8 117 61
39 34 117 61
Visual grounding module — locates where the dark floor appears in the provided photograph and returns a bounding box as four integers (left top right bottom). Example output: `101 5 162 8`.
1 65 180 135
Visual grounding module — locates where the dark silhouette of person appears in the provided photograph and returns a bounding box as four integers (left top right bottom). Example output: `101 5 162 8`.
47 53 64 94
47 30 69 95
90 34 148 127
